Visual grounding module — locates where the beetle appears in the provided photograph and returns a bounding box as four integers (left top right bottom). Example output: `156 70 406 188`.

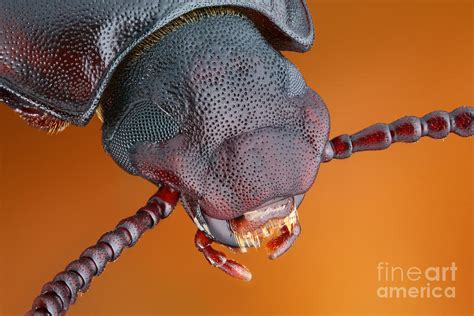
0 1 472 315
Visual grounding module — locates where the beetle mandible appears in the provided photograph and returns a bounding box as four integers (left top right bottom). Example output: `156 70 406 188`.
0 1 472 315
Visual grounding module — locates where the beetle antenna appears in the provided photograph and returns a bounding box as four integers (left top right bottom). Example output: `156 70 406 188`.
321 106 473 162
26 185 180 315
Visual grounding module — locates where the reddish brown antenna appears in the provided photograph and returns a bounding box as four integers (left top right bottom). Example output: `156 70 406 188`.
321 106 473 162
26 186 180 316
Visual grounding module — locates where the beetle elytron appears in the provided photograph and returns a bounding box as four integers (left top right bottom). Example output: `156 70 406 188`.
0 1 471 314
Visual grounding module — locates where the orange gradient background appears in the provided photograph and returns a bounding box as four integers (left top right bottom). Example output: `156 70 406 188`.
0 1 472 315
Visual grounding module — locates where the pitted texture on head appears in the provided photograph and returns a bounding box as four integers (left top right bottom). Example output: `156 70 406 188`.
102 12 329 219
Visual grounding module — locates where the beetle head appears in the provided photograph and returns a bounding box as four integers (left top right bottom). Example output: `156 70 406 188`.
101 11 329 251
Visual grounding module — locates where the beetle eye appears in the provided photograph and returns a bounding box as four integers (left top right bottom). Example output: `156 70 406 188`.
15 106 69 134
286 62 307 97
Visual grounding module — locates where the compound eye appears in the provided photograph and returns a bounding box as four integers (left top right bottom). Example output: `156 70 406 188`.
15 106 69 134
286 62 307 98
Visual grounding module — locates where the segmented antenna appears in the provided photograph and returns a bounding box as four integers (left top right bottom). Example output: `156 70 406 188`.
322 106 473 162
26 186 180 316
